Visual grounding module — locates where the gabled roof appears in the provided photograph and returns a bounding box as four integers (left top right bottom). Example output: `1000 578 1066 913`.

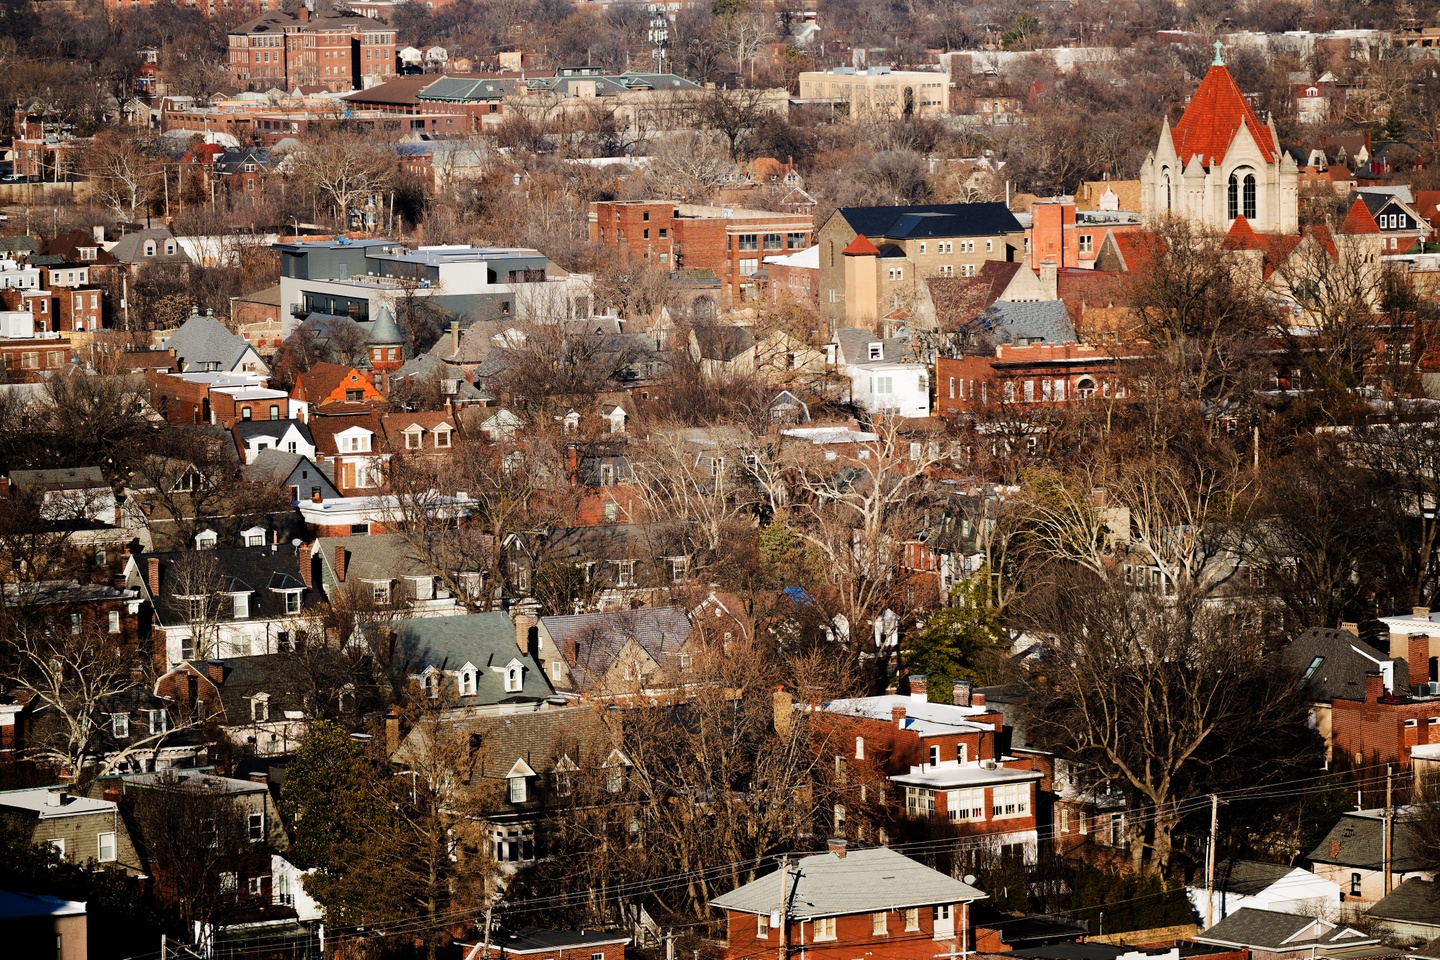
484 928 631 955
314 532 447 584
1370 877 1440 926
836 203 1022 241
972 300 1076 345
391 613 553 703
1171 64 1276 166
711 846 986 918
295 362 378 405
1309 808 1425 870
1209 859 1301 896
1196 907 1375 950
203 651 353 723
692 324 755 362
8 466 107 492
232 419 314 446
162 315 258 372
307 406 384 456
126 545 319 624
539 605 694 692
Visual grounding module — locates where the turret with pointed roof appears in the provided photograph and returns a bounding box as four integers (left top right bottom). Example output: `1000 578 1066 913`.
366 304 405 386
1140 47 1298 235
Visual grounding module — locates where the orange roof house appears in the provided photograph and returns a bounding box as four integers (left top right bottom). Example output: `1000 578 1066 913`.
293 362 383 408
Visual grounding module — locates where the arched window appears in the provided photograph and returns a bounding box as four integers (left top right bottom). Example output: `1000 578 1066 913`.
1162 169 1172 211
1228 169 1257 220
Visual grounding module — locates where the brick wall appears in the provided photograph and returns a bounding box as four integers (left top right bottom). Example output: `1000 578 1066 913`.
725 903 957 960
1331 675 1440 767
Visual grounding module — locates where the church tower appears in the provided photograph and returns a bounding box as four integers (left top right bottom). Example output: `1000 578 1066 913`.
1140 43 1298 235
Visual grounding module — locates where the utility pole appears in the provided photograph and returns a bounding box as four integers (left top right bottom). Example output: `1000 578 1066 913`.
1384 764 1394 896
777 855 789 960
1206 793 1219 929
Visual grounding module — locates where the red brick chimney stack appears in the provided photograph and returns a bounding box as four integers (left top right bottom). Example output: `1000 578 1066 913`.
334 544 347 582
147 557 161 595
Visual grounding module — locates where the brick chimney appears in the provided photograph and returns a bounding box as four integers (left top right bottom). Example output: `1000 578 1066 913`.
564 638 579 666
953 680 972 707
514 612 536 654
1366 672 1385 702
773 685 793 738
334 544 347 582
909 674 928 702
297 3 309 20
207 661 225 684
147 556 160 595
828 837 847 858
298 543 312 588
1411 636 1430 683
450 320 460 356
1340 622 1360 637
972 691 986 707
566 444 579 484
385 708 399 756
891 705 907 727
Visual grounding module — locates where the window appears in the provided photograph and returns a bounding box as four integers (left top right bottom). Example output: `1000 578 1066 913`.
764 233 783 249
992 783 1030 817
934 905 952 922
1351 872 1362 896
345 389 364 402
670 558 687 582
906 786 935 816
219 872 237 892
739 258 759 276
509 777 527 803
108 610 121 633
874 376 894 394
787 232 806 248
284 591 301 614
905 908 920 931
241 406 252 420
1078 234 1093 254
1227 170 1257 220
491 824 534 863
919 241 927 254
505 665 522 693
111 714 129 739
97 832 117 862
232 594 249 619
435 429 451 448
947 787 985 821
737 234 759 251
249 813 264 841
50 838 65 857
929 745 940 766
248 877 264 896
459 669 476 696
269 405 280 420
607 766 626 793
372 582 390 604
855 737 865 760
873 912 887 935
406 430 422 450
757 914 770 938
956 743 967 763
814 918 836 940
149 709 168 735
616 559 636 587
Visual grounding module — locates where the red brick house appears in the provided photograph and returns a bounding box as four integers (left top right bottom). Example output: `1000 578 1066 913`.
309 405 388 495
816 682 1044 861
148 371 296 428
711 841 987 960
227 8 396 94
1332 672 1440 769
589 201 814 306
936 341 1134 416
0 338 69 382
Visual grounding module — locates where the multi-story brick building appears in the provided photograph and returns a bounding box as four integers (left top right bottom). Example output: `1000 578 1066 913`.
148 370 298 428
1331 672 1440 769
227 8 396 94
935 341 1133 417
105 0 279 16
589 201 814 306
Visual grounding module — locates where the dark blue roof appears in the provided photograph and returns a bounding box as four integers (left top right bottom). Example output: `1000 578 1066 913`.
838 202 1022 240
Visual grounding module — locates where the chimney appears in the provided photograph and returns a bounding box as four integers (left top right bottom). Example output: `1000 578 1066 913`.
953 680 972 707
909 674 928 702
147 556 160 595
891 705 907 727
450 320 460 355
92 225 104 244
385 708 399 756
1365 672 1384 702
773 685 793 738
1340 622 1360 637
971 691 985 707
828 837 847 858
311 488 322 503
1038 259 1058 299
297 3 309 20
1415 607 1431 620
1411 636 1429 685
334 544 347 582
207 661 225 684
298 543 313 588
0 475 7 498
1091 487 1107 509
514 612 536 654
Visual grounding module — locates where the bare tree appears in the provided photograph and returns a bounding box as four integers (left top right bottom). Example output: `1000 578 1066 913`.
285 128 396 229
84 129 158 221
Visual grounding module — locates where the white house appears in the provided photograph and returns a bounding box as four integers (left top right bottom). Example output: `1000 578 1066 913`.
1188 860 1342 928
828 326 930 418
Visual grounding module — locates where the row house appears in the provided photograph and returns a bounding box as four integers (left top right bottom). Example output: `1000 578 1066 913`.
589 201 813 306
148 371 295 428
308 404 388 495
0 787 143 873
1308 807 1429 902
390 612 551 711
122 542 322 667
816 681 1045 862
227 7 396 93
311 533 464 614
230 419 317 465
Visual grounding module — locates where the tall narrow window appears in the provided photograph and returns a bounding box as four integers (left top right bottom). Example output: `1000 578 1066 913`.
1243 173 1257 219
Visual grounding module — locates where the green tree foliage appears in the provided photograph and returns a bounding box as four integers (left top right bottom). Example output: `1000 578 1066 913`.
279 721 390 874
904 573 1006 699
1372 107 1406 142
1001 13 1041 50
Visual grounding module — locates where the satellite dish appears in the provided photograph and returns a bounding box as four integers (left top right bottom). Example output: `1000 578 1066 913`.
291 539 303 548
964 874 977 885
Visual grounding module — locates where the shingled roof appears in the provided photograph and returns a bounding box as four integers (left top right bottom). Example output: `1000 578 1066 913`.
1171 63 1276 166
1196 907 1376 951
835 203 1021 241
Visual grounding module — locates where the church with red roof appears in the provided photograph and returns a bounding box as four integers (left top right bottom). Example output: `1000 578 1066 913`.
1139 43 1299 235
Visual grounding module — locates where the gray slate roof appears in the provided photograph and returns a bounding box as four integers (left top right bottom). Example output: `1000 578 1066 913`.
1370 878 1440 925
314 533 449 585
710 846 986 918
367 304 404 346
110 228 192 265
8 466 107 491
540 604 693 692
973 300 1076 345
1196 907 1375 950
1282 628 1408 702
391 612 553 703
1212 859 1296 896
162 316 256 372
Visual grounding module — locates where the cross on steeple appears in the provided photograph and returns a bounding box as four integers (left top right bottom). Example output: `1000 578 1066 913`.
1212 40 1225 66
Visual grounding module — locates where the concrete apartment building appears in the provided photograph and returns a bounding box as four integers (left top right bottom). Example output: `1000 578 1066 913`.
797 66 949 120
276 237 593 335
589 201 813 305
227 7 396 93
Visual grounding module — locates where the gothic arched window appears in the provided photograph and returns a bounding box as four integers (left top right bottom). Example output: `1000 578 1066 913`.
1228 169 1257 220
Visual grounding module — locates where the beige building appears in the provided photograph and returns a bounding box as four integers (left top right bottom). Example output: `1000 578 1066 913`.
816 202 1025 331
798 67 948 120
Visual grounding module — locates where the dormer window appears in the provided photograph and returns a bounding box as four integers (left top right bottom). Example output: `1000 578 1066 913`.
231 593 249 619
250 693 269 722
459 664 477 696
405 429 423 450
111 713 129 739
434 427 451 448
164 241 176 256
868 343 883 360
370 581 390 604
504 662 523 693
143 241 156 257
195 529 218 550
509 776 527 803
